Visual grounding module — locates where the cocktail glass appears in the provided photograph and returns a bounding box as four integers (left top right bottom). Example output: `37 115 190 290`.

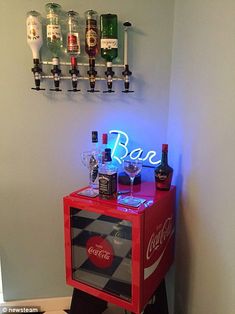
79 151 99 197
121 159 144 206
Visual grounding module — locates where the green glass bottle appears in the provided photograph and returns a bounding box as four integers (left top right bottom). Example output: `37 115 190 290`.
100 14 118 62
45 3 63 57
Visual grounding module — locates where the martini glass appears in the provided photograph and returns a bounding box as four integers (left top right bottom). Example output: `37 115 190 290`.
79 151 99 197
122 159 143 206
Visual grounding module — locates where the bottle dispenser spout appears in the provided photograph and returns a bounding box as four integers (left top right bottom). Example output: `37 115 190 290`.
31 59 45 91
103 62 115 93
122 65 134 93
122 22 134 93
87 58 99 93
50 57 62 91
68 56 80 92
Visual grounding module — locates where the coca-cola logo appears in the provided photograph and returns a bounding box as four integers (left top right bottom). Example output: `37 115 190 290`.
86 236 114 269
146 217 173 260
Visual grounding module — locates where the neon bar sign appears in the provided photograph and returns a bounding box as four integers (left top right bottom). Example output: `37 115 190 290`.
109 130 161 165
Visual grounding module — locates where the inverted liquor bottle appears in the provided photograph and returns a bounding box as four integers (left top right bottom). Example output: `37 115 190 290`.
45 3 63 58
155 144 173 191
100 14 118 62
100 14 118 93
85 10 99 92
45 3 63 91
67 11 80 56
85 10 99 58
67 11 80 92
26 11 43 60
26 10 44 90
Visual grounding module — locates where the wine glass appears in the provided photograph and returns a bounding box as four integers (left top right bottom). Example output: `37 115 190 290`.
79 151 99 197
121 159 143 206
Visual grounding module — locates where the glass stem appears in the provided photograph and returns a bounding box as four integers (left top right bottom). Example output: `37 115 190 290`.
130 177 134 198
89 168 93 191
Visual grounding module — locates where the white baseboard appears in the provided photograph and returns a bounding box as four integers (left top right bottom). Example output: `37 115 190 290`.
0 296 72 312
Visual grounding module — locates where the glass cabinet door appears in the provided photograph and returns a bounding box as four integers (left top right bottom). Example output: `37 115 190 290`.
70 207 132 301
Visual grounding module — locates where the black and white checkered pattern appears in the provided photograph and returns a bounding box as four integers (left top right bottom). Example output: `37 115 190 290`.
70 208 132 301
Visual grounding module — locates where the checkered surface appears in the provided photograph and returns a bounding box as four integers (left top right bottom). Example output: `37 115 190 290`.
70 207 132 301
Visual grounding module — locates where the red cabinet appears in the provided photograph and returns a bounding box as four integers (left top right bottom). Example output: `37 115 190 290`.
63 182 175 314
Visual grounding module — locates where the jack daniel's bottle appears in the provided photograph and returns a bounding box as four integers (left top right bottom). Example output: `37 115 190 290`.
99 148 117 199
155 144 173 191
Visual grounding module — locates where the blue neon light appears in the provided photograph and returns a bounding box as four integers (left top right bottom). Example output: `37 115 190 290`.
109 130 161 166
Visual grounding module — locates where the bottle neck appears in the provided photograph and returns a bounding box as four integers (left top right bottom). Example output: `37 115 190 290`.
92 142 98 151
161 151 168 165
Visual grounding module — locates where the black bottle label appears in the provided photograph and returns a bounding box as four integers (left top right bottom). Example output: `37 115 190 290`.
91 165 98 182
99 173 117 198
155 171 173 191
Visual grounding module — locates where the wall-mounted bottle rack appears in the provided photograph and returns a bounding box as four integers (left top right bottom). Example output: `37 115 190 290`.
27 3 133 93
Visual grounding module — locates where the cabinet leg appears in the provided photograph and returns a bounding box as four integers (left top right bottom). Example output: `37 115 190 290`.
153 278 169 314
143 279 168 314
155 279 168 314
69 288 108 314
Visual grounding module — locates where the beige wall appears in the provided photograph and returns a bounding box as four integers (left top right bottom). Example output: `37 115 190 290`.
168 0 235 313
0 0 174 302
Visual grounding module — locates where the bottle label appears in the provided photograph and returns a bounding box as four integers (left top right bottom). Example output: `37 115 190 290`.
155 171 173 190
46 13 58 19
27 17 42 42
99 173 117 197
101 39 118 49
67 33 80 54
86 236 114 269
86 29 98 47
47 24 61 40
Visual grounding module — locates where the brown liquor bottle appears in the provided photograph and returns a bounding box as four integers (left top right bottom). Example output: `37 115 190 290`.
155 144 173 191
85 10 99 58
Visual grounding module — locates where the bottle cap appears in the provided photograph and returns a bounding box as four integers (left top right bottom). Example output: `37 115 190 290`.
102 133 108 144
92 131 98 143
104 148 112 162
162 144 168 152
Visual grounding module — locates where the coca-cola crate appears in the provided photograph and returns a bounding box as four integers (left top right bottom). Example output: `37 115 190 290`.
63 182 176 314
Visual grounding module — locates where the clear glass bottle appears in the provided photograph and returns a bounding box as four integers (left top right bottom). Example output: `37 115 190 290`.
99 148 118 200
90 131 100 189
154 144 173 191
100 14 118 62
45 3 63 57
67 11 80 56
26 11 43 60
85 10 99 58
